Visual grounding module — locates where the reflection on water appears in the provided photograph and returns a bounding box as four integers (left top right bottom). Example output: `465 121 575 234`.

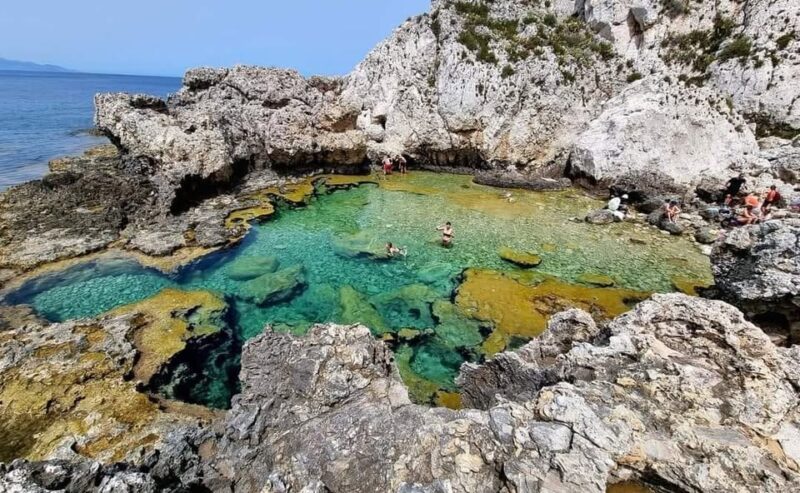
3 172 712 407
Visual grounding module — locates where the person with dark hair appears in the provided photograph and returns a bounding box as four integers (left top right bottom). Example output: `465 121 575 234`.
762 185 781 214
395 154 407 174
382 156 393 176
436 222 454 247
386 242 406 257
723 173 747 199
666 200 681 223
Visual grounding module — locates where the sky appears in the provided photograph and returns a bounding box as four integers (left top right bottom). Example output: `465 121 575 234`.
0 0 431 77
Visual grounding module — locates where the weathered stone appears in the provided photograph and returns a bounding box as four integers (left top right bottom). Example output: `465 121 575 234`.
238 265 307 306
585 208 617 224
498 247 542 267
224 256 280 281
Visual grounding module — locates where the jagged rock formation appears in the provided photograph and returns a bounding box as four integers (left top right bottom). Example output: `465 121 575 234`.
92 0 798 213
711 218 800 345
4 295 800 492
0 291 222 466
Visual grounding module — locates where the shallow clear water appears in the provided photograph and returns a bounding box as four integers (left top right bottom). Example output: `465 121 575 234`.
0 71 180 189
4 173 712 407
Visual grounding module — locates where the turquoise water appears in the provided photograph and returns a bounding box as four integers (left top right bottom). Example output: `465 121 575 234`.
3 173 712 407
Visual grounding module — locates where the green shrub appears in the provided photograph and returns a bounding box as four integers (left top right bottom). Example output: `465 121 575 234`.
454 1 489 20
543 13 557 27
718 35 752 61
662 0 690 17
626 71 643 83
501 65 516 78
776 32 794 50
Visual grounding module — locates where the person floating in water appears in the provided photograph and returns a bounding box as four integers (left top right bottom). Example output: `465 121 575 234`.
386 242 407 257
436 222 454 247
395 154 407 174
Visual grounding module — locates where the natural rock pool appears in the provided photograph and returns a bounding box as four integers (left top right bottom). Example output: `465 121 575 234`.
3 172 712 408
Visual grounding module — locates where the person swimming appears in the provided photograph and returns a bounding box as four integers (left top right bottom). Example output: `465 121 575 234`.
436 222 454 247
386 242 407 257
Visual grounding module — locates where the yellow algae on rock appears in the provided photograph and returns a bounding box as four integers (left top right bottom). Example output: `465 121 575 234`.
578 273 616 287
671 276 713 296
262 178 316 204
394 344 445 404
434 390 463 410
224 203 275 230
498 247 542 268
455 268 649 354
110 288 227 383
321 174 378 188
0 313 206 464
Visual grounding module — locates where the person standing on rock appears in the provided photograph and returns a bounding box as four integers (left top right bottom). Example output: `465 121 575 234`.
382 156 393 177
723 174 747 200
395 155 407 174
436 222 454 247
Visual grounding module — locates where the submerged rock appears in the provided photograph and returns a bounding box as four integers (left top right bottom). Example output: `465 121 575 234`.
498 247 542 268
224 255 280 280
577 273 615 287
585 208 617 224
338 285 388 334
238 265 307 306
370 284 437 329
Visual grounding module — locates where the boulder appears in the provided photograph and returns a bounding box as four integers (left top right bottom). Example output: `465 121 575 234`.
239 265 307 305
224 256 280 280
585 208 617 224
577 273 615 287
570 77 765 192
498 247 542 268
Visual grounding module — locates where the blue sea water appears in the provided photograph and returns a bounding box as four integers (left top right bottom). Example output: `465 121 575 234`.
0 70 180 189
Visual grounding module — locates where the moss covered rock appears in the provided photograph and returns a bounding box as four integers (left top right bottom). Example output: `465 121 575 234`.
239 265 307 306
224 256 280 280
498 247 542 268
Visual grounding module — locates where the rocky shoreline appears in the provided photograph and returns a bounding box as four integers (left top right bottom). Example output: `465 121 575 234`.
1 0 799 491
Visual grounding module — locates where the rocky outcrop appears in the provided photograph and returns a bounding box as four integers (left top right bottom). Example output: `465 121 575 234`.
711 219 800 345
95 69 367 209
7 295 799 492
569 76 765 188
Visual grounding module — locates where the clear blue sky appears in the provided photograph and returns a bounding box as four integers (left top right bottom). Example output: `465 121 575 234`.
1 0 431 77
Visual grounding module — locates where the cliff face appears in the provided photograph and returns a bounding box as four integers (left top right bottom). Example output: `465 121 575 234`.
94 0 799 210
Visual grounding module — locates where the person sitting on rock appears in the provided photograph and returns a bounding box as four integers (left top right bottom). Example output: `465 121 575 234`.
723 194 733 209
736 205 758 225
436 222 454 247
666 200 681 223
761 185 781 215
386 242 406 257
744 192 760 209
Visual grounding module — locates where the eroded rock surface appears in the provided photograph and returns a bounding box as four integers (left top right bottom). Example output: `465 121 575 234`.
711 219 800 344
8 295 800 492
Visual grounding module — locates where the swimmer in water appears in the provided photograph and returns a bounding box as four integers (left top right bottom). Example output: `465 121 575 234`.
386 242 407 257
436 222 454 247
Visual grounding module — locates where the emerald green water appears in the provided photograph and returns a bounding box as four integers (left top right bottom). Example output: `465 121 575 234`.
3 173 712 407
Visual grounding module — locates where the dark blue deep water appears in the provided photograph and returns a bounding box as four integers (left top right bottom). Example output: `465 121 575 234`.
0 71 180 189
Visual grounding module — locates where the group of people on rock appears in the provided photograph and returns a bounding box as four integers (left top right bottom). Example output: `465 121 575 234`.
720 174 783 226
381 155 408 176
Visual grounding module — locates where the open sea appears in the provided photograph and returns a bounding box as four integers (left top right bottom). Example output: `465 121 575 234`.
0 70 181 190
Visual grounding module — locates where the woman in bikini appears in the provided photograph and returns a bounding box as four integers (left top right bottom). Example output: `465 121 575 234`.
436 222 454 247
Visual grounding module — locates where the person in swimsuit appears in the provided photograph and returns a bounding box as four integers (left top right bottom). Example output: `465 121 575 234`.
436 222 454 247
666 200 681 223
386 242 406 257
762 185 781 215
736 205 758 225
382 156 393 176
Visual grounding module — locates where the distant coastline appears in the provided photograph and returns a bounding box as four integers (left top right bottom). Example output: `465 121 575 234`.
0 57 72 72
